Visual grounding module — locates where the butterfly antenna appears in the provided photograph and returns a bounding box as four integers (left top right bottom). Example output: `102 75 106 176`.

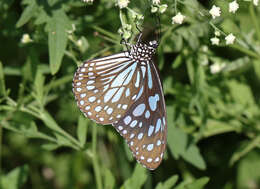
156 12 161 44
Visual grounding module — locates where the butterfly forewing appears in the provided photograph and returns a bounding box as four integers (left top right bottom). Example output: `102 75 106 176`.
73 52 144 124
113 60 167 170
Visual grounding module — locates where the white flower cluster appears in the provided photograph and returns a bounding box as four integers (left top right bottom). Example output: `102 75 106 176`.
151 1 168 13
21 34 32 44
210 0 258 18
210 33 236 45
172 12 185 24
117 0 130 9
82 0 94 3
210 62 226 74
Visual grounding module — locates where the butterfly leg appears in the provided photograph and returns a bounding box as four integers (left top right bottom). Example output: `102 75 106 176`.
120 38 131 53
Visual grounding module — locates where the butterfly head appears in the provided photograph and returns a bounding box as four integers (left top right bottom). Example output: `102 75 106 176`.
149 40 158 49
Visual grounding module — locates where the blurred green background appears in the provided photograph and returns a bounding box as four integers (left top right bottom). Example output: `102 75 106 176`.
1 0 260 188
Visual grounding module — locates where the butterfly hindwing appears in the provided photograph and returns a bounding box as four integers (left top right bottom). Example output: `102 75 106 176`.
113 60 167 170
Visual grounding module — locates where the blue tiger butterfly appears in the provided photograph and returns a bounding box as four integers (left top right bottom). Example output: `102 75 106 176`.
72 32 167 170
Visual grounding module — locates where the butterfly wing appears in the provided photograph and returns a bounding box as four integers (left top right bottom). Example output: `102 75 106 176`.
113 60 167 170
73 52 144 124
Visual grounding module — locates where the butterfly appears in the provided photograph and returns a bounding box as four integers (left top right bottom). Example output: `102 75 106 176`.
72 35 167 170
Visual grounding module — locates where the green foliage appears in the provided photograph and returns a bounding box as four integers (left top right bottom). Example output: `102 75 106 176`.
1 0 260 188
1 165 29 189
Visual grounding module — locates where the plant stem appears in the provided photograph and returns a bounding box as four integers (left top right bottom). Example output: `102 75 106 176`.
249 3 260 42
0 119 2 181
209 22 260 59
92 26 118 41
92 125 102 189
230 44 260 59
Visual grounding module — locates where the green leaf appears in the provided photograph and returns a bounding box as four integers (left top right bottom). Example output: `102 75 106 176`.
168 126 188 159
172 54 183 69
1 165 29 189
186 177 209 189
121 164 147 189
227 80 255 106
16 0 38 28
41 143 60 151
182 144 206 170
124 141 134 162
0 61 6 97
77 115 88 147
33 69 45 107
237 151 260 188
47 9 70 74
253 59 260 80
155 175 179 189
40 111 62 132
230 136 260 165
104 169 115 189
168 126 206 169
186 57 195 84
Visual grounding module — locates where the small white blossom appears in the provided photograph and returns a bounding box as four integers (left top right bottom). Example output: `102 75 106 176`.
77 39 83 47
152 0 160 5
67 24 76 34
210 62 225 74
229 1 239 13
21 34 32 43
210 37 220 45
214 31 220 36
253 0 258 6
151 6 158 13
225 33 236 45
172 12 185 24
201 57 209 66
117 0 130 9
209 5 221 19
159 4 168 13
202 45 208 52
82 0 94 2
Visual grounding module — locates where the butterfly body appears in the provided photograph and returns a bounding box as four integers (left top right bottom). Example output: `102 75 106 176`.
73 40 167 170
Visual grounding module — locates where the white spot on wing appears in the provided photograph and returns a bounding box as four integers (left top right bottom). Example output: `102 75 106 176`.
147 144 154 151
133 104 146 117
87 80 94 85
155 119 161 133
147 63 153 89
135 71 140 88
95 106 102 112
125 88 130 97
138 133 143 140
87 86 95 90
80 93 86 98
145 110 150 119
148 125 154 136
148 94 159 111
135 86 144 100
106 108 113 115
157 140 161 146
124 116 132 125
122 104 128 110
88 96 96 102
130 120 137 128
